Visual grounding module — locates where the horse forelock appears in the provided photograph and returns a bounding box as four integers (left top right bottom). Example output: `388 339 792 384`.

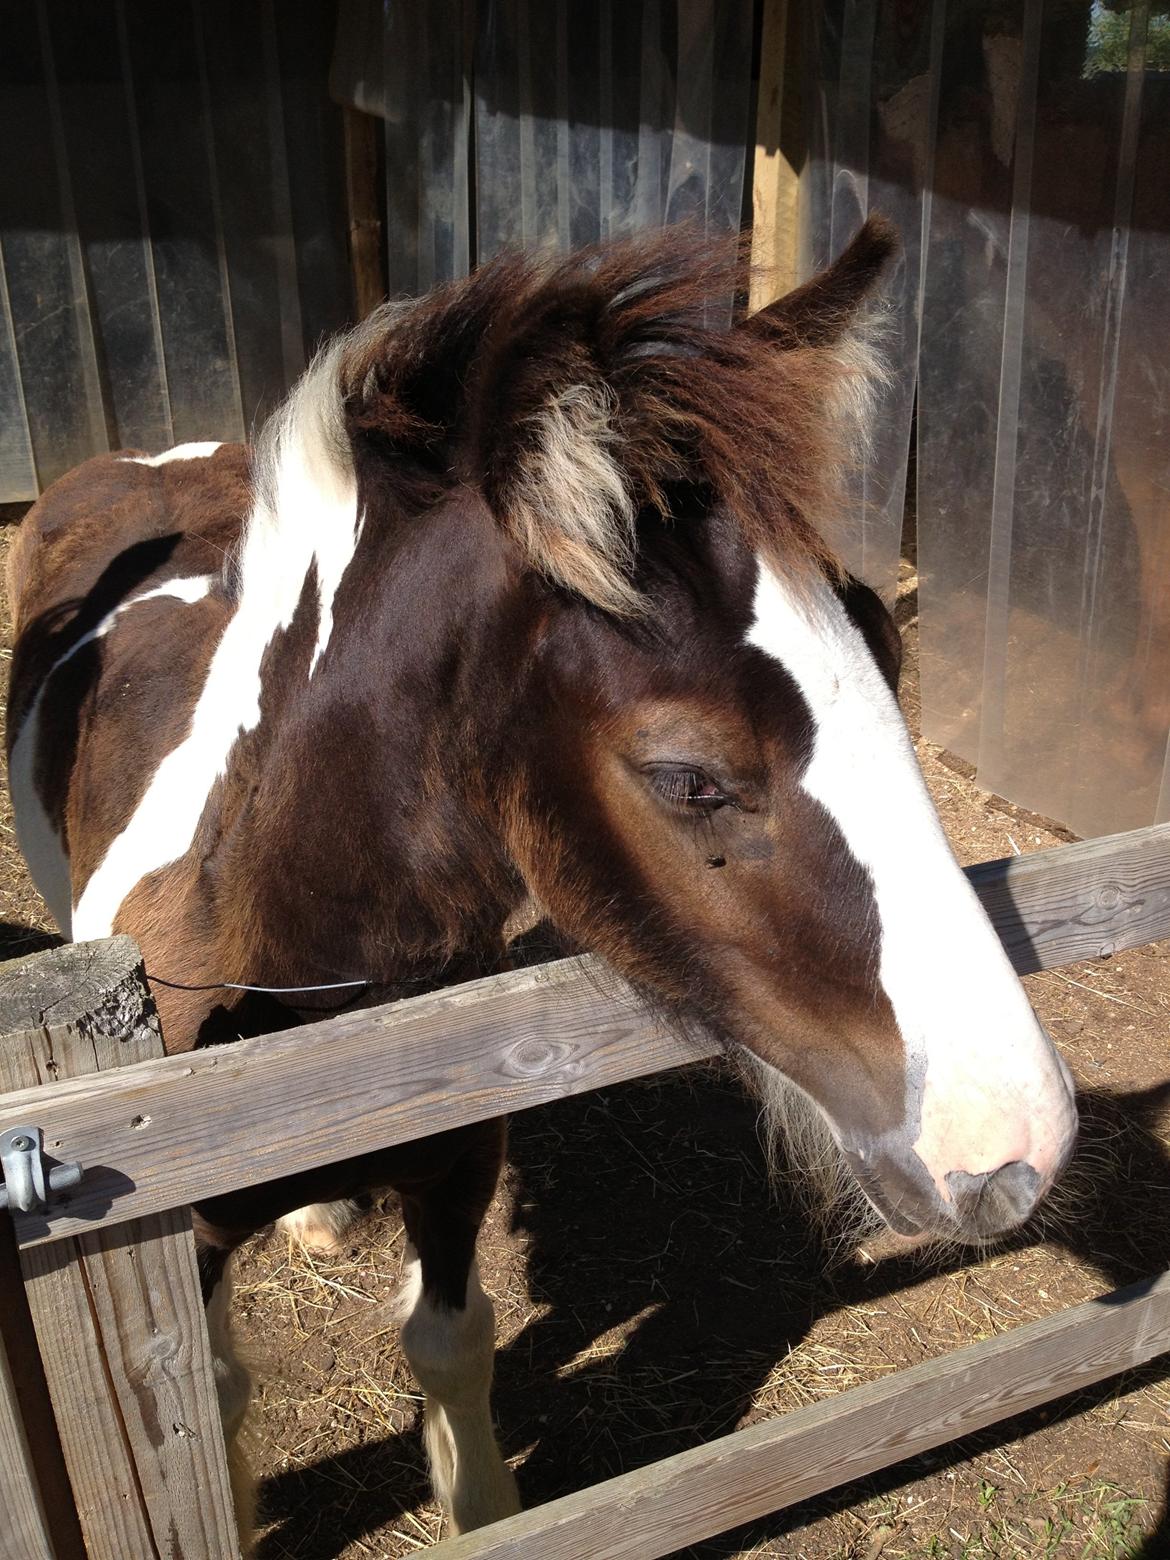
243 221 894 621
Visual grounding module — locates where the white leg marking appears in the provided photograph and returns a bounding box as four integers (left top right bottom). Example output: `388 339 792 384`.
277 1198 361 1253
8 577 212 940
122 441 224 466
398 1253 520 1536
73 350 363 940
206 1254 256 1547
747 565 1076 1194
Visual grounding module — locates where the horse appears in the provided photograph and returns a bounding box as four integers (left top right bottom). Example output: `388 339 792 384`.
5 217 1078 1544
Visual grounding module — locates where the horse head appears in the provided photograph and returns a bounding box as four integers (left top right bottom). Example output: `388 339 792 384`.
110 220 1069 1245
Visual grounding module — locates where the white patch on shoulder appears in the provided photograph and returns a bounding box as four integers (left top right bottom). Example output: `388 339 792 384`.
9 577 213 939
123 442 223 466
746 563 1075 1195
73 346 362 940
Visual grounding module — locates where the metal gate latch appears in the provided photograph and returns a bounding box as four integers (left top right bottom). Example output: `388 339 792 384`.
0 1125 83 1214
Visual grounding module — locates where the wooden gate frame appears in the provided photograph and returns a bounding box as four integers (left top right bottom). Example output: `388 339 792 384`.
1 822 1169 1558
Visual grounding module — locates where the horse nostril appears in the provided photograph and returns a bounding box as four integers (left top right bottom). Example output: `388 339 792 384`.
945 1160 1043 1235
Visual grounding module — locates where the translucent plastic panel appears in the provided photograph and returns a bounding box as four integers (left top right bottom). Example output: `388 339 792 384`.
474 0 753 262
916 2 1034 761
919 0 1170 837
0 248 37 502
801 0 935 598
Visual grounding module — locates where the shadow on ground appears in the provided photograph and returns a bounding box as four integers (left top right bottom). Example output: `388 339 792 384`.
0 920 61 960
255 1064 1170 1559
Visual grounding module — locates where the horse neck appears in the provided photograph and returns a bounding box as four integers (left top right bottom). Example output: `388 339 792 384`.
214 489 533 990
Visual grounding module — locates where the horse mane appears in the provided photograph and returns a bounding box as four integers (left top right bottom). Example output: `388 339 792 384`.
246 219 895 614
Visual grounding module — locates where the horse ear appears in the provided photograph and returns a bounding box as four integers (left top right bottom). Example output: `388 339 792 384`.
743 215 898 350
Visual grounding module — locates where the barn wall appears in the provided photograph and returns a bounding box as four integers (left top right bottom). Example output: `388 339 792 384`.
330 0 756 296
806 0 1170 838
0 0 350 500
4 0 756 500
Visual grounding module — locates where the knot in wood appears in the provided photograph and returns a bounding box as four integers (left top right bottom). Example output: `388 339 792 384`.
506 1037 575 1078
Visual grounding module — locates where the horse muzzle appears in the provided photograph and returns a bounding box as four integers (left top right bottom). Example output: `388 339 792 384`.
843 1122 1077 1244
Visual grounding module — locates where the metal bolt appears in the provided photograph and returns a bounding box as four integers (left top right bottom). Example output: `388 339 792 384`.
8 1135 32 1152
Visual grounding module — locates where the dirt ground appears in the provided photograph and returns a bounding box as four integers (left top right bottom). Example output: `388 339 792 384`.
1 531 1168 1560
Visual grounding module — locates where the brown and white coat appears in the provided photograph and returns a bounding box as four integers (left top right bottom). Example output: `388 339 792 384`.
6 220 1077 1541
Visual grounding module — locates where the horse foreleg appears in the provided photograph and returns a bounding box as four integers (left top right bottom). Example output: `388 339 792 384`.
398 1121 519 1535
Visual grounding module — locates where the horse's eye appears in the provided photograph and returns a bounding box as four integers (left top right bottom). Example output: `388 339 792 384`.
646 766 732 812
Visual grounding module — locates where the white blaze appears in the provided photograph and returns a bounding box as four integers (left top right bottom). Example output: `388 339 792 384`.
747 563 1076 1199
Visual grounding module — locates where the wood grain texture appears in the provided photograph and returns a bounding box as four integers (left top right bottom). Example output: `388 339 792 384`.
2 827 1169 1250
0 1314 57 1560
7 957 708 1248
0 1218 85 1560
0 934 164 1085
432 1271 1170 1560
969 821 1170 975
749 0 803 308
343 104 383 318
0 938 239 1560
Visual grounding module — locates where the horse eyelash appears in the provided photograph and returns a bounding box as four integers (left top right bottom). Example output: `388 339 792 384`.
647 767 732 812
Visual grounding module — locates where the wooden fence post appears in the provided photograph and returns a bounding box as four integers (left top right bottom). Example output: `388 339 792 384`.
0 1207 88 1560
750 0 805 310
0 937 240 1560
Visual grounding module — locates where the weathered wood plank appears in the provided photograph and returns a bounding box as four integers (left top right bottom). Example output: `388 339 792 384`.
0 1218 86 1559
1 827 1168 1250
0 1309 57 1560
7 957 707 1248
343 104 382 318
433 1270 1170 1560
749 0 803 309
0 939 239 1559
969 821 1170 975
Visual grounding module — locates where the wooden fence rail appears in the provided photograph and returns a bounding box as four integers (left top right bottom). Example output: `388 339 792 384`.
433 1272 1170 1560
2 822 1168 1253
0 822 1168 1558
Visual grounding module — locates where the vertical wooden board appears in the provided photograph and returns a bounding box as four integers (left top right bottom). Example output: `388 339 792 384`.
45 1 173 453
19 1238 162 1559
200 0 305 427
0 1218 86 1560
0 938 239 1560
120 0 244 446
750 0 802 308
275 0 351 355
0 1312 57 1560
0 0 108 488
81 1211 238 1555
344 106 384 318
